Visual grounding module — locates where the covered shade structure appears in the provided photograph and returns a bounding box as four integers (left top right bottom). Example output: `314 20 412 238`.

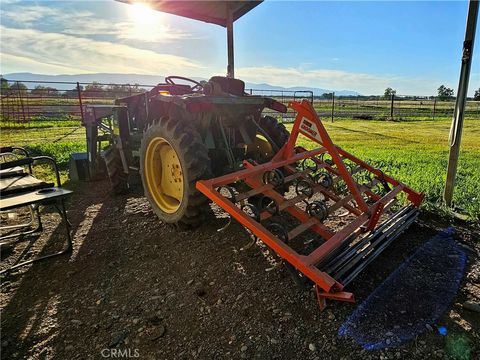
117 0 263 77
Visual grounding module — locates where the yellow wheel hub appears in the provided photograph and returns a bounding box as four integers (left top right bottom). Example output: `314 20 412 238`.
144 137 184 214
251 134 274 157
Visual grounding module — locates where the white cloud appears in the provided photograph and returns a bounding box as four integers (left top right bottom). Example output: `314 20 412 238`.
1 4 91 24
0 25 204 75
1 3 193 43
0 53 82 74
236 66 440 95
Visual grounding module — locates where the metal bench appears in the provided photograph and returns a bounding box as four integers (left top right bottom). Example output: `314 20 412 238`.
0 146 73 274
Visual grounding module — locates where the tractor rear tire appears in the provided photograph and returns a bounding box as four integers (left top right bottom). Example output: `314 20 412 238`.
140 116 211 227
104 145 129 195
257 115 290 151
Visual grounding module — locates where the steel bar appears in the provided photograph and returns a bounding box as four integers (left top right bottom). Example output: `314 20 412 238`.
341 209 418 286
196 99 423 308
322 205 413 274
444 0 478 206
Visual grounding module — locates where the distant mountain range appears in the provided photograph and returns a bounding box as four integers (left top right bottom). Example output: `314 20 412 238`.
3 72 361 96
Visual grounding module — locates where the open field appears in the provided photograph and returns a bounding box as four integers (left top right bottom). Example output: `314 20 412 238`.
1 117 479 219
1 124 86 183
2 80 480 123
287 117 480 220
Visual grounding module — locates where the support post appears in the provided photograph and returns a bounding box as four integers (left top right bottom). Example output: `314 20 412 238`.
390 93 395 120
331 92 335 123
444 0 478 207
77 82 84 124
226 4 234 78
433 97 437 120
17 82 26 123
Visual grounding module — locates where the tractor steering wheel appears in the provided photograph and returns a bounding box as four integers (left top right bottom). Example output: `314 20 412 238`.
165 76 204 92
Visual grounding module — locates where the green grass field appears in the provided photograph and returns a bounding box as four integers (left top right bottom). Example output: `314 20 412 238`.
1 117 479 220
287 117 480 220
1 124 86 185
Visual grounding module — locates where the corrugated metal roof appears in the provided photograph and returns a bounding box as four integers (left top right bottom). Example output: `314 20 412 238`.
117 0 262 27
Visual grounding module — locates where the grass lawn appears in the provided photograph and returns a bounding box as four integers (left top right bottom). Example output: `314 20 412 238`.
1 117 479 220
1 125 86 185
287 117 480 220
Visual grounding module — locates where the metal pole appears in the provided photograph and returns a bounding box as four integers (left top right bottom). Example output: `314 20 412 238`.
77 82 85 124
226 4 234 78
444 0 478 207
17 82 26 123
331 92 335 123
432 97 437 120
390 93 395 120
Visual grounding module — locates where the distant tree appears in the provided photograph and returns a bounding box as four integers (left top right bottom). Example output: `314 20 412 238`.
437 85 454 101
474 88 480 101
105 83 128 98
45 87 58 97
64 85 83 98
384 87 396 99
7 81 28 96
31 85 46 93
132 83 147 93
322 92 334 100
84 82 105 97
31 85 59 97
0 77 8 93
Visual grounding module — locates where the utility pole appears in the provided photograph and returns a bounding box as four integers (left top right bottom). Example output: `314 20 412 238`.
444 0 478 207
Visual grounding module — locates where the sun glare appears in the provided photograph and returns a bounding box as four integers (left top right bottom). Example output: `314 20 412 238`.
130 2 158 24
127 2 166 42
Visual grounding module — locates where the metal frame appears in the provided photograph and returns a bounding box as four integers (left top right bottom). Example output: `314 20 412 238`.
444 0 478 206
0 155 73 275
0 147 38 235
197 99 424 309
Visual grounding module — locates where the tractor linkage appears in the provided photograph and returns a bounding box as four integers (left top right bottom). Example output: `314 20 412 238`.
197 99 424 310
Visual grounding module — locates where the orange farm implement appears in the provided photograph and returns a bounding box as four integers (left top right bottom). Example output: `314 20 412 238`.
197 99 424 309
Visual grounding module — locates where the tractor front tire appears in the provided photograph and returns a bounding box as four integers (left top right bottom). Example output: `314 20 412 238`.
104 145 129 195
140 116 211 227
257 115 290 151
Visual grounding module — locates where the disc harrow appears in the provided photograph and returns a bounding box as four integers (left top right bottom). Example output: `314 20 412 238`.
196 99 424 309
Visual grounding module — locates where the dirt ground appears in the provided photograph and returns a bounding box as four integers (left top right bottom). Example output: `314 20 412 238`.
1 180 479 360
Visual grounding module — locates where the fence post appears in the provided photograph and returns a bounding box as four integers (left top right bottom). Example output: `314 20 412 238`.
390 93 395 120
17 82 27 123
331 92 335 123
0 90 4 121
432 97 437 120
77 82 85 124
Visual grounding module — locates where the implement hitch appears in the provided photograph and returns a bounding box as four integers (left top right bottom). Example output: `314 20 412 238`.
196 100 424 309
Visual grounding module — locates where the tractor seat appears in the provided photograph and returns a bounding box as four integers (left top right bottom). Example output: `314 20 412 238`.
205 76 246 96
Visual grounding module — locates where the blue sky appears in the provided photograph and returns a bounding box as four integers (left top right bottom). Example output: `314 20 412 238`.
0 0 479 95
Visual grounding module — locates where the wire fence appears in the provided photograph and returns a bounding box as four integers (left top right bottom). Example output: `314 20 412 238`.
1 79 479 126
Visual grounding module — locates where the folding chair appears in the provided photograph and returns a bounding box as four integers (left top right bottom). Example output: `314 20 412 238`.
0 146 73 274
0 147 39 239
